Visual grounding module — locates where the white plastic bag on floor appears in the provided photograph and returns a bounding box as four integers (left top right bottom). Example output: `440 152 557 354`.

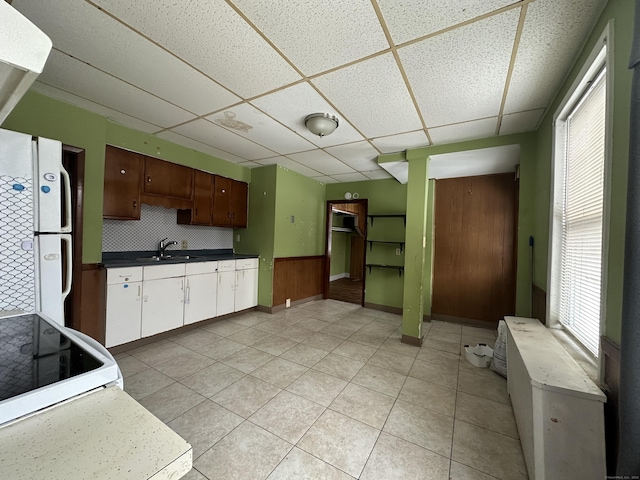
490 320 507 378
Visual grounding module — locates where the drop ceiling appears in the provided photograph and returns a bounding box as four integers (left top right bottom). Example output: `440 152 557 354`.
11 0 606 183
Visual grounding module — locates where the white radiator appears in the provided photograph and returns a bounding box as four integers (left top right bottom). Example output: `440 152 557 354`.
505 316 607 480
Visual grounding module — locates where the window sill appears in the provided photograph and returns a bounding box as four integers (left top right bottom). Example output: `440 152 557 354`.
548 327 600 385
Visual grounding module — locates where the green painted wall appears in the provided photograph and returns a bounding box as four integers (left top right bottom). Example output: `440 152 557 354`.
273 167 326 257
533 0 633 343
423 179 436 317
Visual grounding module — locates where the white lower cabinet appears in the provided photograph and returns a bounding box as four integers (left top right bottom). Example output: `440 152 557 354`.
141 264 186 338
217 270 236 316
105 267 143 348
235 259 258 311
184 262 218 325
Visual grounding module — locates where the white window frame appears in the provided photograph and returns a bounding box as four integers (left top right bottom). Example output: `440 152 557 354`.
548 23 613 371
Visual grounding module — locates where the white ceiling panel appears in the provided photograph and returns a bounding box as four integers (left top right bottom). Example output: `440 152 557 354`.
428 144 520 179
231 0 388 76
324 142 380 171
38 50 195 128
288 150 355 176
172 119 275 160
13 0 241 116
499 109 546 136
250 82 364 147
362 169 393 180
91 0 302 98
400 8 519 127
255 156 321 177
429 118 498 145
378 0 516 45
31 82 161 134
155 130 248 164
312 53 423 138
371 130 429 154
503 0 607 114
311 176 340 184
330 172 369 183
207 103 315 155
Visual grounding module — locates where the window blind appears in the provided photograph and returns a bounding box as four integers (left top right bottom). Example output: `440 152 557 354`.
558 68 606 356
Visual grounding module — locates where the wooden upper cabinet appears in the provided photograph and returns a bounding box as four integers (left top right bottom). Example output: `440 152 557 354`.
212 176 231 226
103 145 142 220
230 180 248 228
177 170 213 226
143 156 194 201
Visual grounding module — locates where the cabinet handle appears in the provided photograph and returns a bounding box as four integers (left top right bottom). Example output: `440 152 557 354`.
133 200 137 209
147 176 152 183
143 295 148 303
137 285 141 297
120 169 126 174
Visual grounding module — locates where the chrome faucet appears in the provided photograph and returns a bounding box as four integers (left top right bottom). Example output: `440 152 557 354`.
158 237 177 258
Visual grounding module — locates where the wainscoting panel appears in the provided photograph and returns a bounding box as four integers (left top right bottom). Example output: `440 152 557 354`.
273 256 324 307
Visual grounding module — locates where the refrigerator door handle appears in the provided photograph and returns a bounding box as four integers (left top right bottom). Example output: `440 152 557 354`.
61 234 73 301
60 166 72 233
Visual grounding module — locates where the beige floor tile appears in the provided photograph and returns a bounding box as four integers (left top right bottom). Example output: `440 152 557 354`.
194 421 292 480
416 347 460 366
320 322 362 339
398 377 456 417
124 338 171 356
296 318 332 332
138 382 206 423
252 335 298 356
124 368 175 400
454 392 519 438
360 432 449 480
298 410 380 478
250 390 325 444
449 461 501 480
352 365 407 397
251 357 309 388
430 321 463 334
231 314 268 327
286 369 347 407
313 353 364 381
181 467 207 480
280 343 328 367
130 342 192 367
220 347 275 374
452 420 528 480
266 447 353 480
348 329 389 348
201 321 248 337
422 337 462 355
378 337 420 358
458 357 501 379
212 375 281 418
383 400 454 457
409 358 458 390
171 329 221 350
302 332 344 352
226 327 272 346
180 362 246 398
168 400 243 460
117 355 150 378
277 325 315 342
332 340 377 362
461 325 496 339
428 330 462 344
329 383 394 429
457 370 510 405
367 350 415 375
154 351 216 380
193 337 247 360
254 318 293 334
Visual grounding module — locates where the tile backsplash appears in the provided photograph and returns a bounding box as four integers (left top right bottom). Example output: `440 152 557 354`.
102 204 233 253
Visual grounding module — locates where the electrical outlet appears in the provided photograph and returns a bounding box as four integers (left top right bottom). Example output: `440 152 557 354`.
181 240 188 250
396 248 401 255
285 298 291 308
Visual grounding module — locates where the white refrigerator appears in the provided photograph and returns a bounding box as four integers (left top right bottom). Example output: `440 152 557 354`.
0 128 72 326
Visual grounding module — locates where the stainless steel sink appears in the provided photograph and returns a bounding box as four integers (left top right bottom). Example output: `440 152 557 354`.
133 255 193 262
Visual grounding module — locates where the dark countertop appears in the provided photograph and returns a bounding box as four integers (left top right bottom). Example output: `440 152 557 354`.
100 249 259 268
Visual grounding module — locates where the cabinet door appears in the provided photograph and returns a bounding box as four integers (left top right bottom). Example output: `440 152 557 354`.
191 170 213 225
105 282 142 347
103 146 142 220
230 180 248 228
141 277 185 337
184 273 217 325
235 268 258 311
216 270 235 316
212 176 232 226
144 156 194 200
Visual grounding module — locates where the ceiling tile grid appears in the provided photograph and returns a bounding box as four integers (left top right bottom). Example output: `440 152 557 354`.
287 150 356 176
499 109 546 136
371 130 430 154
429 117 499 145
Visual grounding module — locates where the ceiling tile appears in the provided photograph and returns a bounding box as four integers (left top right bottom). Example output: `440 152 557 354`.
399 8 519 127
371 130 429 154
499 109 546 135
207 103 315 155
237 161 263 168
429 117 498 145
38 50 195 128
378 0 516 45
312 53 422 138
31 82 161 134
504 0 607 113
288 150 355 176
428 145 520 179
231 0 388 76
172 119 275 160
255 156 321 177
91 0 302 98
13 0 240 116
324 142 380 171
330 172 370 183
362 169 393 180
250 82 364 147
155 130 247 164
311 176 340 184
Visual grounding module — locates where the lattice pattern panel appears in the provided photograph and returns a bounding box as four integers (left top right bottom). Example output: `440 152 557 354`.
0 175 35 316
0 315 34 400
102 204 233 252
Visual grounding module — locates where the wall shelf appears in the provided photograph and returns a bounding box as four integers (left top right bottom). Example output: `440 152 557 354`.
366 263 404 277
367 240 404 252
367 214 406 226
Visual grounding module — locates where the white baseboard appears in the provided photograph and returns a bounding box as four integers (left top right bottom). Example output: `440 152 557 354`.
330 273 349 282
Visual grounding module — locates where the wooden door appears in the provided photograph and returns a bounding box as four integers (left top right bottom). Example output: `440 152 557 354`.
212 176 232 226
103 146 142 220
143 156 194 200
350 236 365 281
191 170 213 225
230 180 248 228
432 174 517 324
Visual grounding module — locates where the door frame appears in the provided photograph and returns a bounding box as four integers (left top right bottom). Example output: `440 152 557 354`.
323 199 368 305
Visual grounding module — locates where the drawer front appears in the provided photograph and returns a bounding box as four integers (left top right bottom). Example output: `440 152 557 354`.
217 259 236 272
236 258 258 270
143 263 186 280
107 267 143 285
185 261 218 275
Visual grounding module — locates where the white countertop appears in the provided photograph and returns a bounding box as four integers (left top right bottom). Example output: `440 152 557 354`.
0 386 192 479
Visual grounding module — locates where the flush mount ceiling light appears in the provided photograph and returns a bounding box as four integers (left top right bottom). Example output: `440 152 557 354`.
304 113 339 137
